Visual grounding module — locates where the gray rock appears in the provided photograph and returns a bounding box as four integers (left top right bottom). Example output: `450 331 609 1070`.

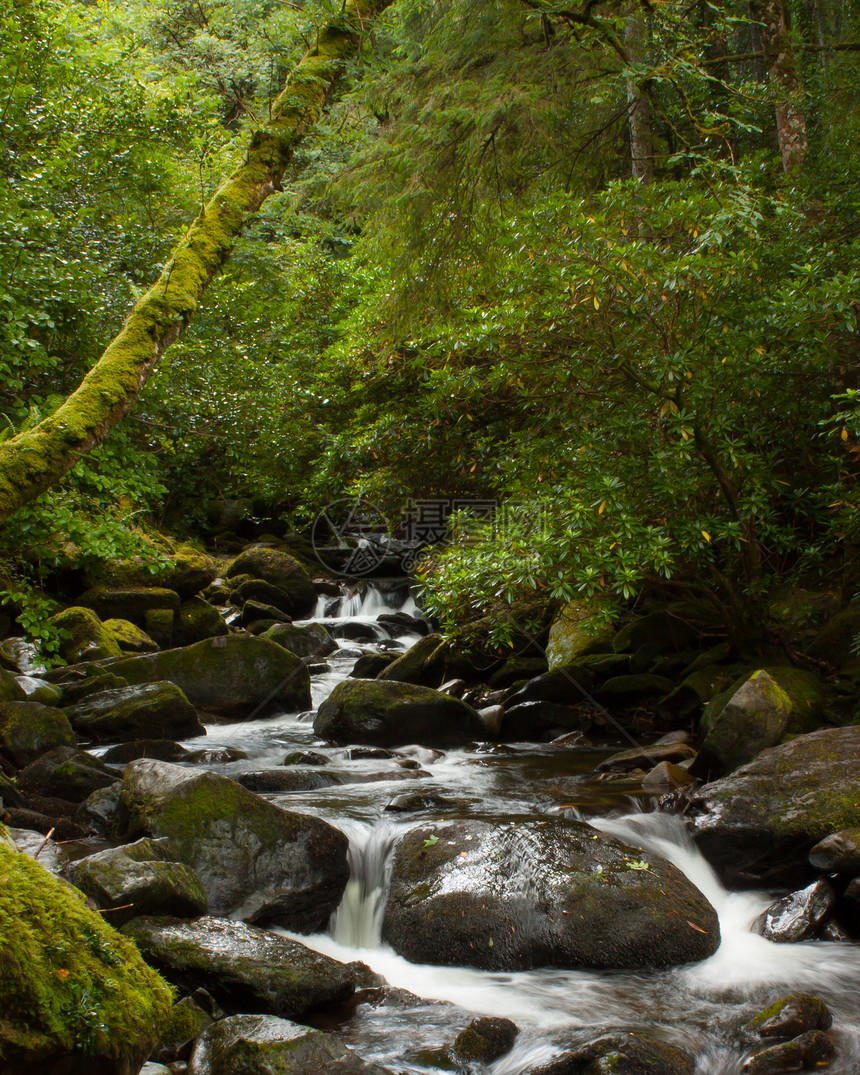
64 682 204 743
263 621 337 659
741 1029 835 1073
16 746 116 803
808 828 860 874
382 817 719 971
0 700 76 767
528 1030 695 1075
751 880 835 942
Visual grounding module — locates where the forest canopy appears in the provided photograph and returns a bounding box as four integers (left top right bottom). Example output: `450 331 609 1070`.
1 0 859 647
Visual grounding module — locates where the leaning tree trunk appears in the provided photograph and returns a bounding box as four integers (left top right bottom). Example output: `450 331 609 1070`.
750 0 808 172
624 12 654 183
0 0 389 518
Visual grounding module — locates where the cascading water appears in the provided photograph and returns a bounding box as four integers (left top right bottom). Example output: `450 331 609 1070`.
178 580 860 1074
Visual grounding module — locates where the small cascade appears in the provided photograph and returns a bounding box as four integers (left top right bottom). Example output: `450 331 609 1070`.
330 818 402 948
311 581 424 622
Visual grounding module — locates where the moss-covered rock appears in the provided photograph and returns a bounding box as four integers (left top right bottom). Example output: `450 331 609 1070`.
123 917 356 1019
109 634 311 719
808 602 860 669
187 1013 393 1075
65 838 207 926
77 588 181 628
59 672 130 706
144 608 175 649
0 668 27 703
225 546 316 616
376 633 447 687
808 828 860 874
688 726 860 882
104 619 159 653
546 599 615 670
157 996 212 1060
452 1017 518 1063
746 993 832 1042
174 598 229 647
16 746 117 804
350 653 396 678
52 607 122 663
65 682 204 743
120 760 349 929
315 679 484 747
382 818 719 971
0 835 174 1072
595 673 675 703
0 701 76 767
530 1030 695 1075
262 621 336 659
88 542 218 599
742 1029 835 1074
15 676 63 705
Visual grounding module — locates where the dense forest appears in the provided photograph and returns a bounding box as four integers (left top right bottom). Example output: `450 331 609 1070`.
1 0 858 649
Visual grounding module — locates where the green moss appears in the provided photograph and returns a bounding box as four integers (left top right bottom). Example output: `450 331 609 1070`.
0 839 174 1064
51 606 122 663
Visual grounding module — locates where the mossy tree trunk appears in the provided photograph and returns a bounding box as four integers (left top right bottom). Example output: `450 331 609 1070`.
750 0 808 172
0 0 389 518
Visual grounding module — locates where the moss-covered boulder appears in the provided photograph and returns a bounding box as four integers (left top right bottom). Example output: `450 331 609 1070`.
0 667 26 703
262 621 337 659
104 618 159 653
109 634 311 719
120 760 349 929
64 682 204 744
688 726 860 882
15 676 63 705
546 599 614 670
16 746 117 803
698 668 824 775
174 598 229 647
0 701 76 768
65 838 207 926
382 818 719 971
187 1013 393 1075
225 546 316 616
741 1029 835 1074
87 542 218 599
59 671 130 705
0 835 174 1073
52 607 123 663
452 1017 518 1063
77 587 180 628
376 633 447 687
529 1030 695 1075
123 918 356 1019
315 679 483 747
745 993 832 1042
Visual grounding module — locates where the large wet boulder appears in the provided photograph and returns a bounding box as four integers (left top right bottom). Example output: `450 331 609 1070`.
103 618 160 653
376 633 447 687
452 1017 518 1064
745 993 832 1042
528 1030 695 1075
382 818 719 971
741 1030 835 1074
687 726 860 883
16 745 117 803
315 679 484 747
51 606 123 663
546 600 614 670
751 880 835 942
0 700 75 767
225 546 316 616
123 917 356 1019
64 682 205 743
697 668 823 776
262 622 337 659
0 833 173 1075
109 634 311 719
120 760 349 929
65 838 208 926
188 1013 393 1075
808 828 860 874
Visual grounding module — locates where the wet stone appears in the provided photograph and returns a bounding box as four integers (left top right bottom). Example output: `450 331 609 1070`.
741 1029 835 1073
751 880 835 942
528 1030 695 1075
746 993 832 1042
452 1017 518 1063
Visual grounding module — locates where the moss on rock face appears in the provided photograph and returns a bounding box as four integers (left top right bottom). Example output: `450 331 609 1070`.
104 619 159 653
64 682 204 744
546 600 615 670
52 607 122 663
174 599 228 647
0 834 174 1071
225 546 316 616
0 668 26 703
0 701 76 767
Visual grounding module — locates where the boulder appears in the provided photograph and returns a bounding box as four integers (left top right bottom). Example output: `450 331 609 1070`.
16 746 117 803
109 634 312 719
315 679 483 747
240 600 290 628
642 761 695 790
808 828 860 874
687 726 860 883
0 667 26 703
65 837 207 925
51 606 122 663
144 608 174 648
351 653 396 678
102 739 190 765
528 1030 695 1075
59 672 130 705
741 1030 835 1073
751 880 835 942
595 674 675 703
75 781 125 838
233 578 299 617
612 609 694 655
123 917 355 1019
225 546 316 616
120 760 349 929
505 666 595 707
87 543 218 598
262 622 337 659
452 1017 518 1063
187 1013 393 1075
376 633 447 687
77 587 181 627
498 701 586 741
173 599 229 646
0 701 75 767
745 993 832 1041
382 818 719 971
236 769 342 793
104 618 159 653
698 668 823 775
546 600 614 670
13 676 62 705
598 741 697 773
65 682 205 743
0 834 173 1074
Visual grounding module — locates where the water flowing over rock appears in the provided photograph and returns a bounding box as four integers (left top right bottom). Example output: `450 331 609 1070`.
123 917 357 1018
687 726 860 883
527 1030 696 1074
382 817 720 971
120 759 349 929
187 1013 394 1075
315 679 484 747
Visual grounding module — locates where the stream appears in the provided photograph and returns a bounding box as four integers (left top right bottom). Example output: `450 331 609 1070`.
162 580 860 1073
